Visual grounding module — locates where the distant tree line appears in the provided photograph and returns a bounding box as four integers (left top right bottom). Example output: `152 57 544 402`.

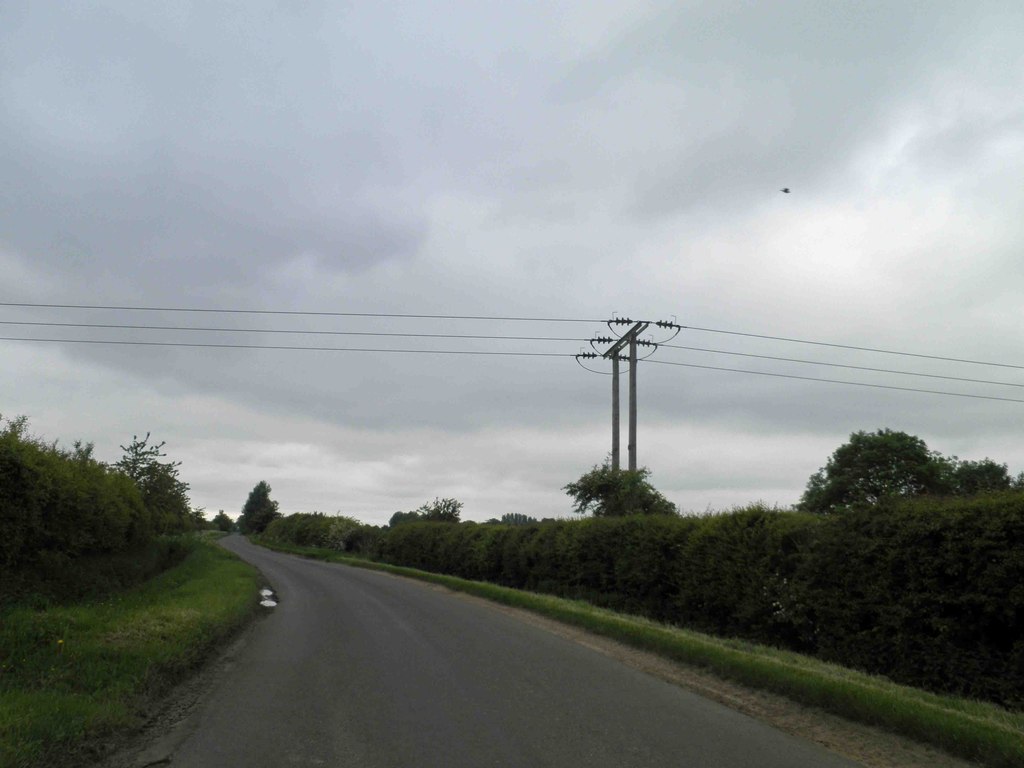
485 513 541 525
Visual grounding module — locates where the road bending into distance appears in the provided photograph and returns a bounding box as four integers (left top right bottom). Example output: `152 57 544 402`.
130 535 862 767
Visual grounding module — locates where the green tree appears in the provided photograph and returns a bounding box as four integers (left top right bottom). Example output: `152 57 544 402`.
564 462 677 517
238 481 281 534
389 498 463 525
212 510 234 532
800 429 953 512
500 512 538 525
947 458 1014 496
190 506 211 529
116 433 193 533
388 510 421 527
416 497 462 523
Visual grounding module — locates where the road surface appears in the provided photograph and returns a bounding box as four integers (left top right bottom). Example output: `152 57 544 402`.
155 535 861 767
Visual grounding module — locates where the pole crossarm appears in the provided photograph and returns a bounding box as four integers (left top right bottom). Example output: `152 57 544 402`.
602 322 649 357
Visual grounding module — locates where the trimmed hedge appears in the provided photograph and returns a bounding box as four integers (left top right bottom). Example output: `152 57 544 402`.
803 496 1024 707
376 498 1024 709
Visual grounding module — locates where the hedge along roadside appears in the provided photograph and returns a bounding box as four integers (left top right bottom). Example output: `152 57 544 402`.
0 536 262 768
0 417 201 605
1 420 150 598
260 501 1024 709
373 500 1024 711
253 536 1024 768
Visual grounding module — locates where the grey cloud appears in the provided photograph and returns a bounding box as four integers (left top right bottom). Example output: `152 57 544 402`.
46 336 607 431
545 2 1022 218
3 2 1024 519
1 2 524 295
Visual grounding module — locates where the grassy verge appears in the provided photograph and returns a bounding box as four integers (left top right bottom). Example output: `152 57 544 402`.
0 537 261 768
255 537 1024 768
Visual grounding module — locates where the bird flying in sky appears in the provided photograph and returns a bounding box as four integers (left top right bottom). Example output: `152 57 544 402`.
780 188 790 193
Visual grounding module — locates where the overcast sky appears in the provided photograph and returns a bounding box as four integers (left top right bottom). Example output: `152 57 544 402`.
3 1 1024 523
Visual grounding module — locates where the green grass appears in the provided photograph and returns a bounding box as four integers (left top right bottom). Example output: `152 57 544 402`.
255 537 1024 768
0 538 261 768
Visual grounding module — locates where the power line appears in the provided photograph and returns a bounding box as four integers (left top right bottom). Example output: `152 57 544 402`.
0 301 601 324
5 334 1023 405
0 336 573 358
5 303 1024 404
646 359 1024 404
5 301 1020 370
0 320 587 343
681 324 1024 371
660 343 1024 389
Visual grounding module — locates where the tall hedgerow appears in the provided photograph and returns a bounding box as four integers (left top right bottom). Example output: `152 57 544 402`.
0 415 163 601
375 498 1024 709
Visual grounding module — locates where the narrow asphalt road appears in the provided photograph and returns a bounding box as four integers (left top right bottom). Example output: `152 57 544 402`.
161 535 860 767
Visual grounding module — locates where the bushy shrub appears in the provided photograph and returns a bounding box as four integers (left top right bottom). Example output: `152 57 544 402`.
263 512 382 556
264 512 327 547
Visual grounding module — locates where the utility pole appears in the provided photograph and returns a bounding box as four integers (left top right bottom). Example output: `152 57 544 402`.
611 353 620 470
629 329 638 471
602 321 648 471
577 317 678 472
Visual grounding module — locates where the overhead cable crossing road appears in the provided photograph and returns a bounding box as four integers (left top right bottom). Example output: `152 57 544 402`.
3 303 1023 405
